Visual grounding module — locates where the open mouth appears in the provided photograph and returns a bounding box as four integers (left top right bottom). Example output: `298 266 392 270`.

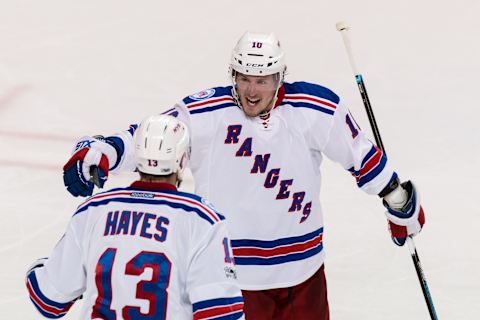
246 97 260 106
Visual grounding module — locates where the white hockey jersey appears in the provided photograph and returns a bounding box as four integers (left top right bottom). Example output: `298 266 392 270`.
26 182 244 319
106 82 397 290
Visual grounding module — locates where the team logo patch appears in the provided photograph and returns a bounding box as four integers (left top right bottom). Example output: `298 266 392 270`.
189 88 216 101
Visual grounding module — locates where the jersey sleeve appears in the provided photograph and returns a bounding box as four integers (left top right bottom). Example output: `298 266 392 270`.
323 102 397 195
186 221 245 320
25 218 86 318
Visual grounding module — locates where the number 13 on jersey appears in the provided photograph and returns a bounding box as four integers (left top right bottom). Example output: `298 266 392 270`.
92 248 172 320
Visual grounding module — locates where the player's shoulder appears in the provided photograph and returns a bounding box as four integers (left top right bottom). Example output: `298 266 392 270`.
163 190 226 225
282 81 340 116
74 187 225 226
181 86 237 115
73 187 131 216
284 81 340 104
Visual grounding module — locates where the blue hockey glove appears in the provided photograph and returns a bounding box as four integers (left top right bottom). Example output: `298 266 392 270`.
382 180 425 246
63 136 118 197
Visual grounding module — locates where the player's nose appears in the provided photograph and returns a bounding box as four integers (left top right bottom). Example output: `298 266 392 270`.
245 83 258 96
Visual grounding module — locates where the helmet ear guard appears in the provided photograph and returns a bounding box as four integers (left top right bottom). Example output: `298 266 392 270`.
133 115 191 181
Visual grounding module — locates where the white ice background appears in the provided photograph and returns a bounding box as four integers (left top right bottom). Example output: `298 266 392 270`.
0 0 479 319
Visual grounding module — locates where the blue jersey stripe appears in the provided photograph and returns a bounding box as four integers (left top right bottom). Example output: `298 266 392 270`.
138 188 225 220
190 102 236 114
74 197 215 224
231 227 323 249
284 81 340 104
27 272 72 318
283 101 335 115
193 296 244 312
358 155 387 187
28 272 72 310
360 145 377 167
212 311 244 320
161 107 175 115
106 136 125 171
28 297 65 319
126 124 138 137
233 244 323 266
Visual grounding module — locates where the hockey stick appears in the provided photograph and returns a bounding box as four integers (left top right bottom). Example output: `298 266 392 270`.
90 166 102 188
336 21 439 320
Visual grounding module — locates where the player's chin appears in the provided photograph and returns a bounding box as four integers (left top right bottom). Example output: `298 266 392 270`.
241 102 265 117
242 108 259 117
239 105 255 117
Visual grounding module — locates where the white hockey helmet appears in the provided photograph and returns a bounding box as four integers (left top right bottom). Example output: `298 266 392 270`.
230 32 286 77
134 115 190 178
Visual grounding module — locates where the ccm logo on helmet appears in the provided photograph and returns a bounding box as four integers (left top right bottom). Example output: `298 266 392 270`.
246 63 265 67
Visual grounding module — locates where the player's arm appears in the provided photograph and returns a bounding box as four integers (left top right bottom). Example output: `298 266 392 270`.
25 218 86 318
186 221 245 320
322 102 395 194
323 102 425 246
62 102 192 197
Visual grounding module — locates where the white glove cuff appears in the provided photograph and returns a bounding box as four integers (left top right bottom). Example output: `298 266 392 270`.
384 190 421 226
406 219 422 236
383 185 408 209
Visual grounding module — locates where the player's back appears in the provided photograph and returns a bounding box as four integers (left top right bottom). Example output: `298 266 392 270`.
72 182 240 319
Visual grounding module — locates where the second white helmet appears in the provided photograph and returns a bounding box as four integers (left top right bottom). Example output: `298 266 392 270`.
134 115 190 178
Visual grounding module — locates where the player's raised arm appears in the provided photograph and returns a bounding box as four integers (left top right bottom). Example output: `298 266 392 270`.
62 102 192 197
62 134 126 197
322 102 394 195
322 102 425 245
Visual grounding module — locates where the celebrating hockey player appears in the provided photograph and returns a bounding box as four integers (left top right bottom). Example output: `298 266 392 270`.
62 32 425 319
27 115 244 319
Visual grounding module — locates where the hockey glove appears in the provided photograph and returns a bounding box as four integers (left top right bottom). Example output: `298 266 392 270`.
382 180 425 246
63 136 117 197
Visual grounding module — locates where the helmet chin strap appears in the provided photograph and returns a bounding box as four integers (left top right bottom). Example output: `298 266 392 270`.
258 82 282 118
176 178 182 188
231 74 242 110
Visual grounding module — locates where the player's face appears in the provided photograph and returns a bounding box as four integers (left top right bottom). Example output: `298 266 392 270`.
235 73 278 117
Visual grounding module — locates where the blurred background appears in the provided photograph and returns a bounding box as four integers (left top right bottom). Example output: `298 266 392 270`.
0 0 478 318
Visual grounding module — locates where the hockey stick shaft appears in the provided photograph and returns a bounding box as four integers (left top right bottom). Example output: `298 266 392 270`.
336 23 386 153
407 238 439 319
90 166 101 188
336 22 439 320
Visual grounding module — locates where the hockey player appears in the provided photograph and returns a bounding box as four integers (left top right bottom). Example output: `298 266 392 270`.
27 115 245 319
62 32 425 319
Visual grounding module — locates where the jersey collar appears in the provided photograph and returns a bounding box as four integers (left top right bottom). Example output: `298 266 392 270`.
130 181 177 191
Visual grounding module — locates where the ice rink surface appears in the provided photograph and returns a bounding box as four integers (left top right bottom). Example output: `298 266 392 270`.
0 0 479 319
